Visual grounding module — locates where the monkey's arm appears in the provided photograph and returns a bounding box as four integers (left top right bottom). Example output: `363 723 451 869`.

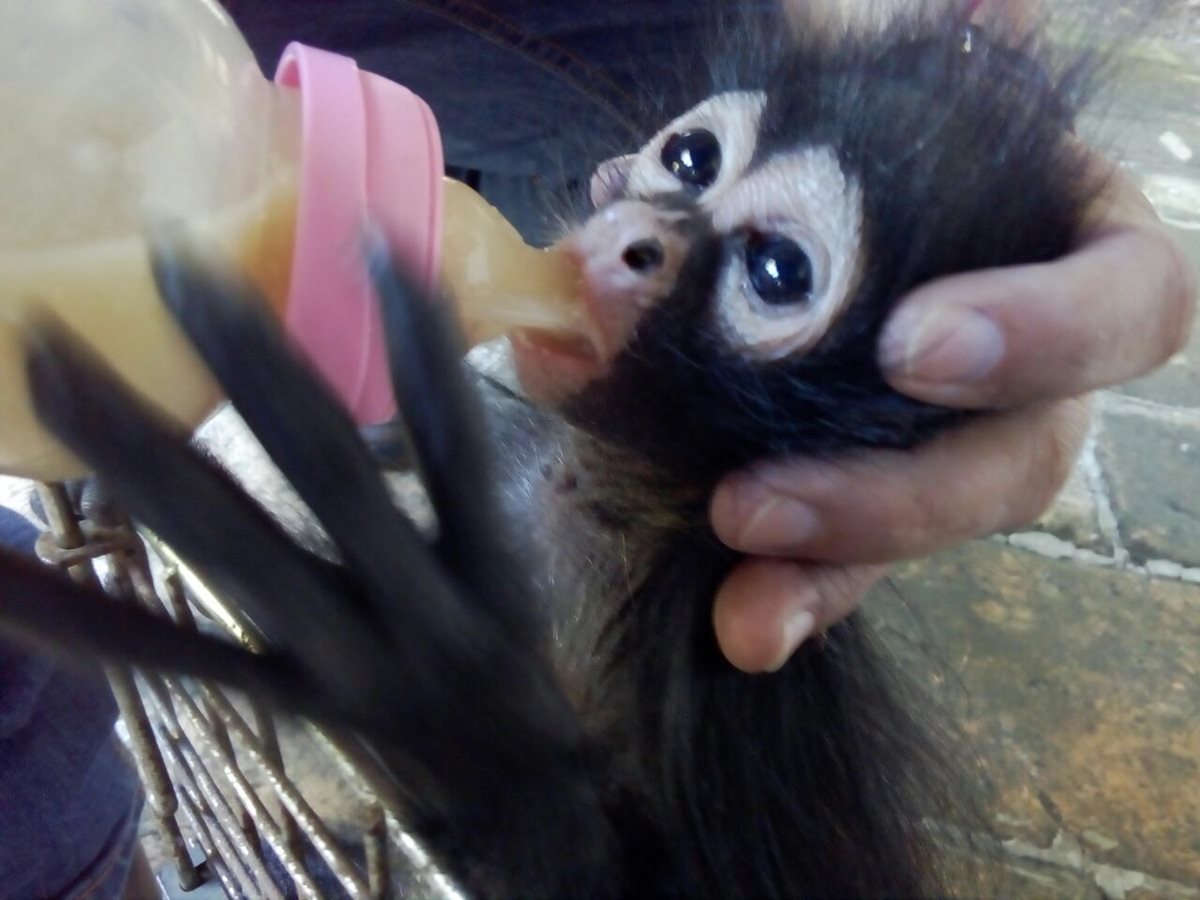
0 244 617 899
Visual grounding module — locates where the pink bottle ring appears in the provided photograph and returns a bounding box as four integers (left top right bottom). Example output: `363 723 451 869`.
274 43 444 424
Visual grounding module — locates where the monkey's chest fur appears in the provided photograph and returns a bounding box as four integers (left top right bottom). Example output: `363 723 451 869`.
461 374 964 898
475 371 711 638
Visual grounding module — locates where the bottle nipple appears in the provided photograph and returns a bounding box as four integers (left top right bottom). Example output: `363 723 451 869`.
438 178 585 347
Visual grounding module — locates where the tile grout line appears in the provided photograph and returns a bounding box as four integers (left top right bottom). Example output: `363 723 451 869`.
1080 421 1130 566
1101 390 1200 424
1002 830 1200 899
1002 530 1200 590
997 411 1200 589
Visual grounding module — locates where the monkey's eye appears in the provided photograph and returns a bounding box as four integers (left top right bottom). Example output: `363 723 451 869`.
660 129 721 190
744 232 813 306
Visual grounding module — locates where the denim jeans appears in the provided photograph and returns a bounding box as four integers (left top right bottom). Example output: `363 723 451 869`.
0 510 144 900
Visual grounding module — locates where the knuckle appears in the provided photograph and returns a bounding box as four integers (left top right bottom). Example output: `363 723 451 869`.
901 473 976 552
859 440 989 553
812 565 881 627
1005 402 1091 528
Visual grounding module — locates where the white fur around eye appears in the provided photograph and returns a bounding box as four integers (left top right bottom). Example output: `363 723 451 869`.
711 148 864 360
624 91 766 201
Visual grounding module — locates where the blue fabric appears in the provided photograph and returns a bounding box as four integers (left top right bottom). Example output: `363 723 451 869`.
0 515 53 739
0 508 143 900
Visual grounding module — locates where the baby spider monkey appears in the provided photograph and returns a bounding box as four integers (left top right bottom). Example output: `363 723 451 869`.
0 3 1119 897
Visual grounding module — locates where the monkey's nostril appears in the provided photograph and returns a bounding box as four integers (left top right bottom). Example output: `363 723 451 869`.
622 239 664 273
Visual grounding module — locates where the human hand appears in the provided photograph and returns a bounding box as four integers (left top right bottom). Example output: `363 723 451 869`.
710 157 1198 673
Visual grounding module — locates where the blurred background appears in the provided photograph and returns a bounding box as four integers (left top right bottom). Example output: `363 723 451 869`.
881 2 1200 895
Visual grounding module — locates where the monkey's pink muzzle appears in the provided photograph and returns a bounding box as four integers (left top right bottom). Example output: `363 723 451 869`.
274 43 445 425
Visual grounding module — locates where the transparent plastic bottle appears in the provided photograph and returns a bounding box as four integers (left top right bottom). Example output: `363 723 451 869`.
0 0 581 479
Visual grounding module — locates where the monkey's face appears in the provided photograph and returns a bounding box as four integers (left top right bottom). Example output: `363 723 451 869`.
510 25 1089 484
511 91 899 483
514 92 864 402
511 89 951 485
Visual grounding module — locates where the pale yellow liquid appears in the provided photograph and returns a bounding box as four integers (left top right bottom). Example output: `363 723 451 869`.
0 173 299 480
0 174 581 480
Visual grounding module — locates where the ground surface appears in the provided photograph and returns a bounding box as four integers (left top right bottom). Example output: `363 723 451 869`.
878 8 1200 894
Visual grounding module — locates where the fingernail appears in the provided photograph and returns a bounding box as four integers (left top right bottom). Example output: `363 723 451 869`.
881 306 1005 385
765 609 816 672
737 495 821 554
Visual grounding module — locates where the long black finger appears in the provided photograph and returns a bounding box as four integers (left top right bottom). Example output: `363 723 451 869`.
366 236 536 641
0 549 334 721
146 242 603 836
148 237 477 648
23 316 386 702
145 245 558 750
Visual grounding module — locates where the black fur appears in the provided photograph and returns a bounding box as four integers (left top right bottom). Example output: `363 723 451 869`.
544 12 1108 898
17 253 616 899
0 6 1116 899
564 12 1102 482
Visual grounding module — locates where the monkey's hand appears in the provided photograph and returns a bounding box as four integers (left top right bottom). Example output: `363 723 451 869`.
0 238 614 898
710 150 1197 673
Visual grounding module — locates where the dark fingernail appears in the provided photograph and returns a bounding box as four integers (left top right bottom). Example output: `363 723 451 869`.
881 306 1005 385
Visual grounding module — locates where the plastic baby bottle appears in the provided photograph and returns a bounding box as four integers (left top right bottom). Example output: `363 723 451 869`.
0 0 581 480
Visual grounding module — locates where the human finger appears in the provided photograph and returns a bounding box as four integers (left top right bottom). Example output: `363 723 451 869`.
710 397 1092 564
878 169 1197 409
712 559 888 673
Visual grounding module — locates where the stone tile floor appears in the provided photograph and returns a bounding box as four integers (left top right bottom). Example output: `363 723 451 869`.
875 8 1200 895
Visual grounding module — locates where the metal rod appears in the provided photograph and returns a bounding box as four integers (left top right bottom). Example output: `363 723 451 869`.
169 739 273 900
364 805 391 900
199 687 375 899
169 681 323 899
29 483 462 899
109 662 206 891
34 483 205 891
141 673 292 900
250 698 305 860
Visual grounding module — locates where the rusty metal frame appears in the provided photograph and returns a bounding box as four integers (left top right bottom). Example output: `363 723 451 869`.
34 481 461 900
